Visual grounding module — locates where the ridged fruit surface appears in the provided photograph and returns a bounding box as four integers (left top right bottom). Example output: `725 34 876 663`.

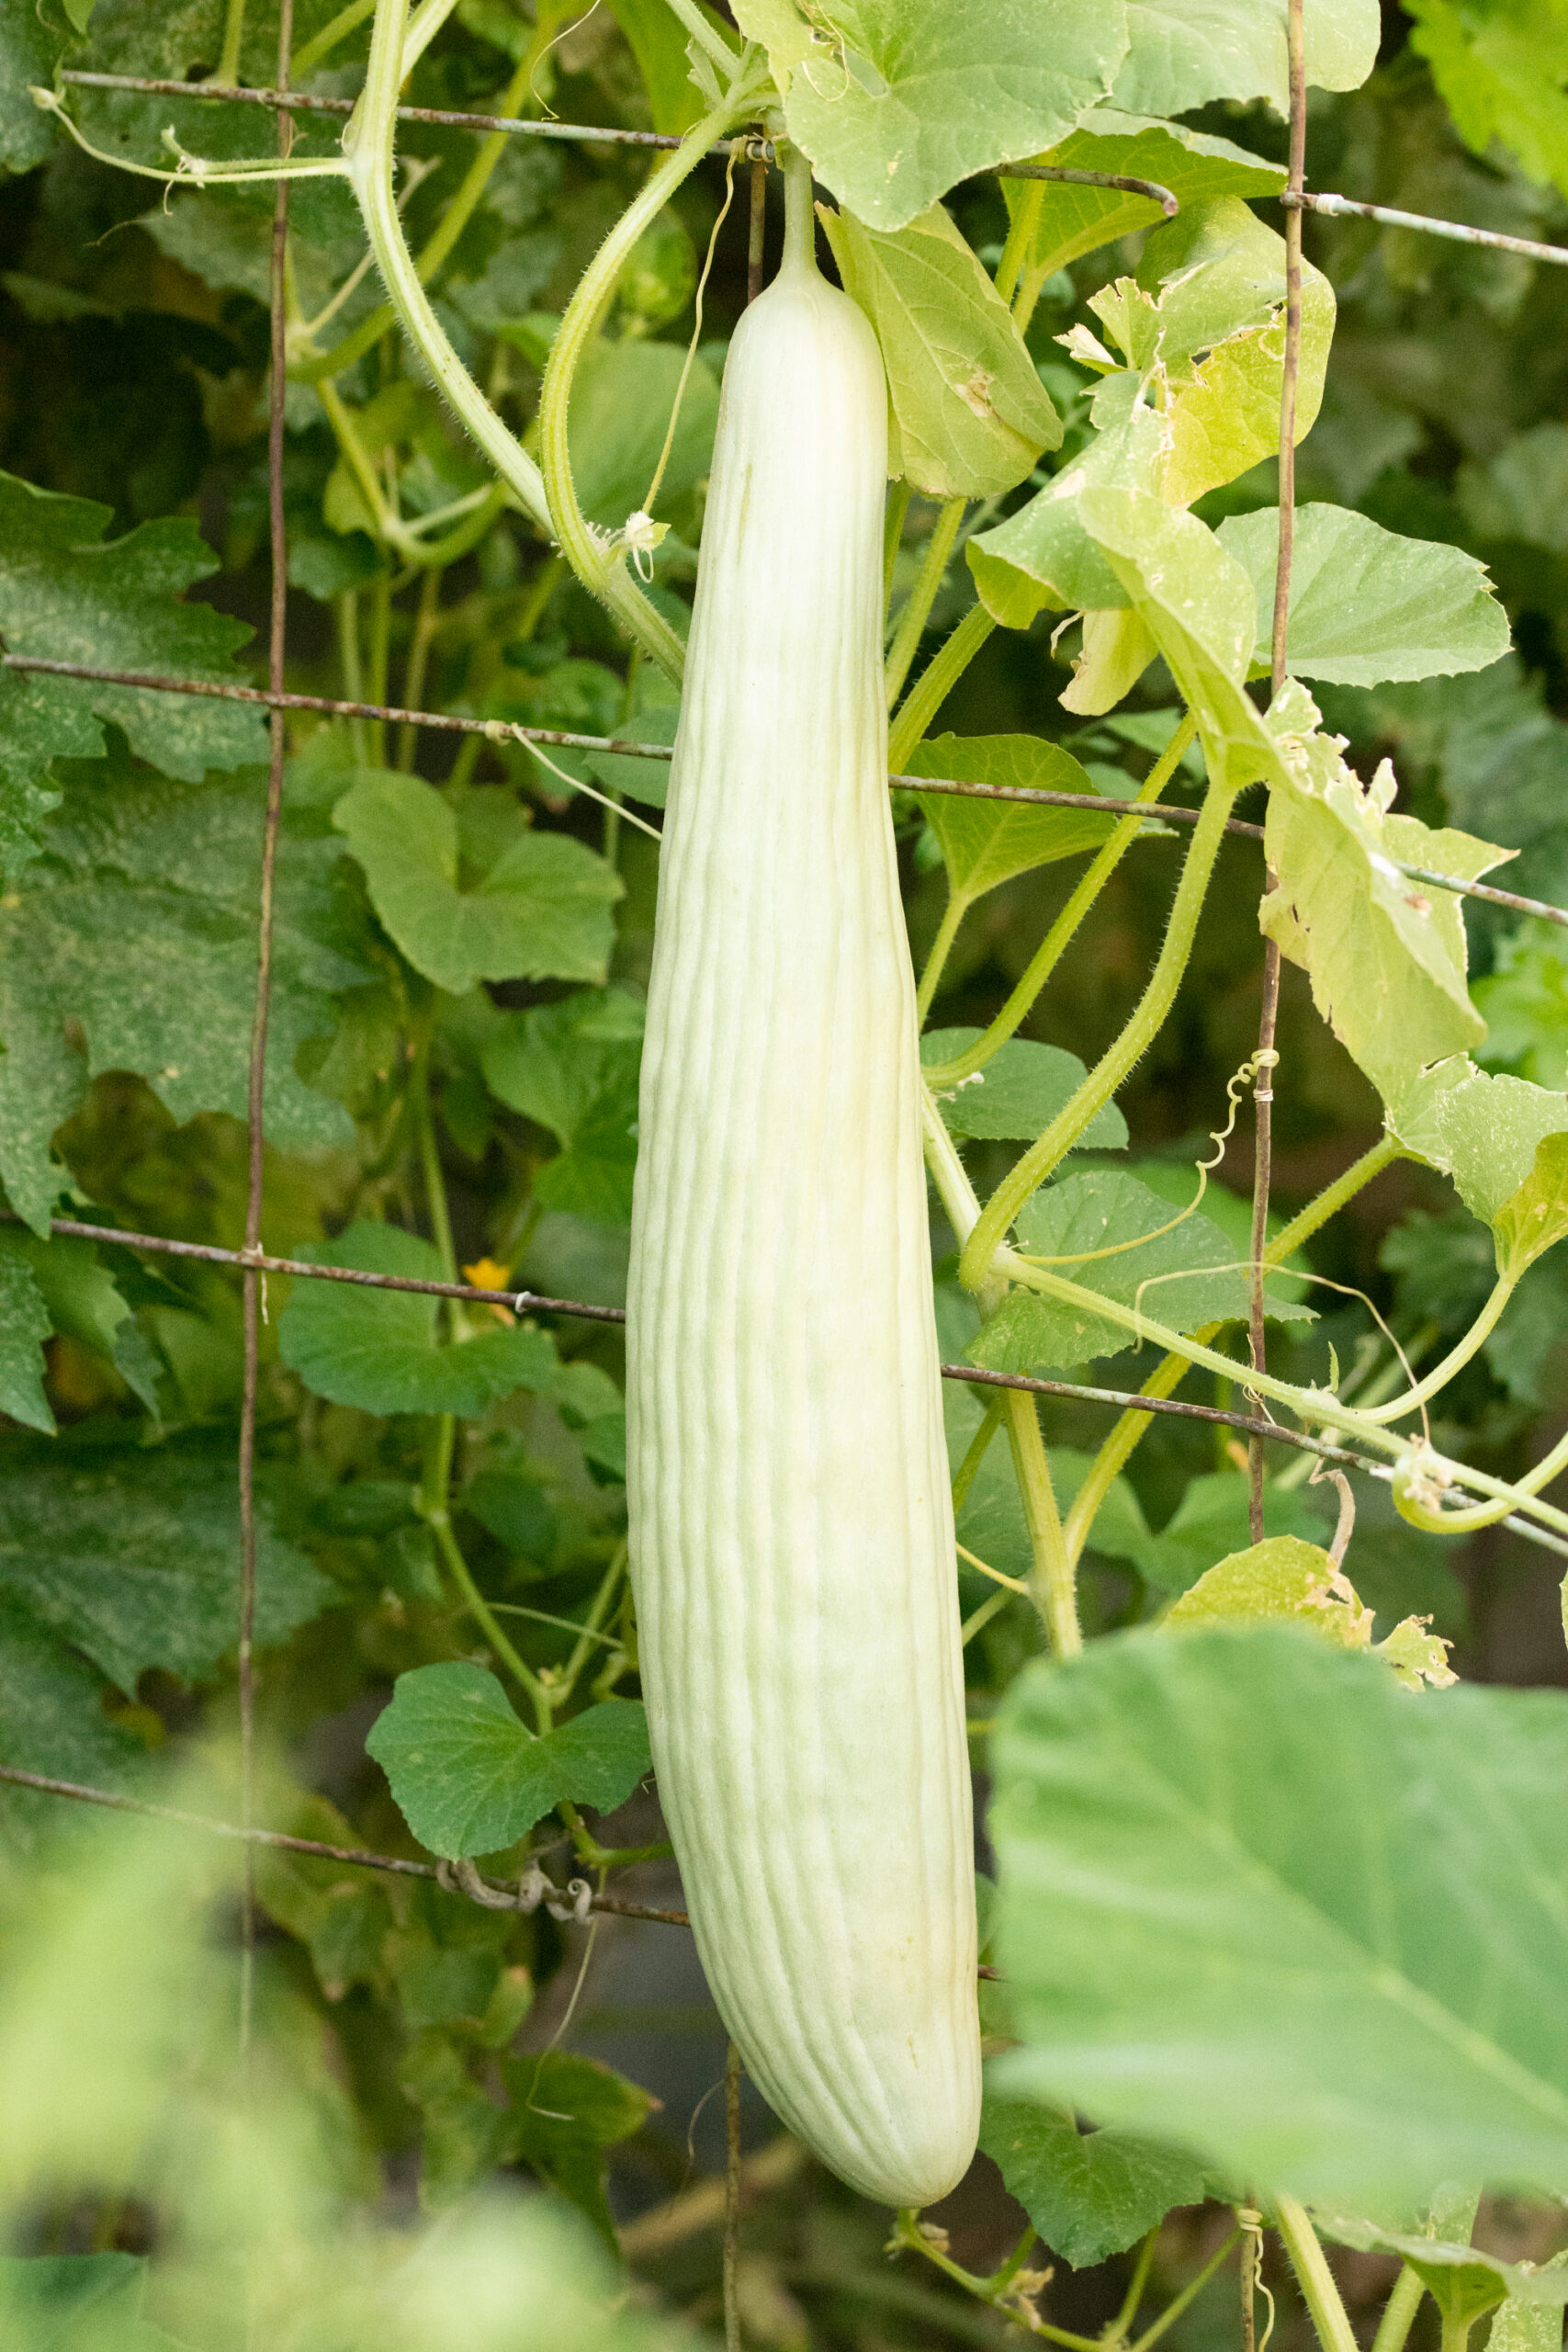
626 216 980 2209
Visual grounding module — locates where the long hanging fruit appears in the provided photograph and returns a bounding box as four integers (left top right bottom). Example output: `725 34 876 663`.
626 148 981 2209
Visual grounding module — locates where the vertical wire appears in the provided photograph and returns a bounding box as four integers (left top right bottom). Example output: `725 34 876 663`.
1247 0 1306 1541
239 0 295 2057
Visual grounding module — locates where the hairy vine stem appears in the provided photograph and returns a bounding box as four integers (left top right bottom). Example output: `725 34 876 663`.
536 75 769 678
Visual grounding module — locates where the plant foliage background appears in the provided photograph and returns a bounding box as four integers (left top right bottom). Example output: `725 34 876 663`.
4 0 1568 2346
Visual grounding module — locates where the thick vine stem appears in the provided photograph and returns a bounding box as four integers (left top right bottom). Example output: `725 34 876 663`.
345 0 554 537
886 496 966 709
921 708 1200 1090
1272 2199 1359 2352
1394 1416 1568 1535
536 77 768 682
1351 1273 1515 1424
958 776 1235 1295
889 602 997 769
1371 2268 1427 2352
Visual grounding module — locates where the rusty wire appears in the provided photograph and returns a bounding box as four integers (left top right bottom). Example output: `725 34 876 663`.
5 653 1564 930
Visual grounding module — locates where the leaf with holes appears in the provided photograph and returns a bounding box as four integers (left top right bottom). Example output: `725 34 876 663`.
366 1662 651 1859
818 203 1061 497
992 1624 1568 2206
333 772 622 998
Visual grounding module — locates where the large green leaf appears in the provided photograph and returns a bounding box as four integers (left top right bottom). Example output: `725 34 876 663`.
978 2090 1205 2266
277 1222 562 1416
992 1623 1568 2206
0 471 267 888
480 990 643 1228
1111 0 1380 116
906 735 1117 894
501 2048 656 2250
734 0 1130 233
6 1231 162 1415
921 1031 1128 1149
366 1662 651 1859
0 2252 180 2352
1315 2213 1568 2315
818 204 1061 497
0 1592 144 1846
0 761 358 1234
970 1169 1311 1373
1008 113 1287 283
563 339 719 530
0 1443 331 1696
1260 713 1504 1102
333 772 622 998
1219 506 1511 687
1391 1062 1568 1275
0 6 80 174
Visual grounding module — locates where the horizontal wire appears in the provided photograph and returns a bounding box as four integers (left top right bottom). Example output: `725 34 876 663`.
1285 187 1568 267
6 652 1565 930
51 72 1178 208
29 1207 1568 1557
0 1762 688 1921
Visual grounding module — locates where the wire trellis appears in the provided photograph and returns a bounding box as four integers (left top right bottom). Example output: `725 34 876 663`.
14 15 1568 1938
6 654 1564 930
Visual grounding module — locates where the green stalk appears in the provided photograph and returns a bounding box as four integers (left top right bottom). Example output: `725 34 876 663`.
916 890 967 1020
213 0 248 85
397 562 444 768
959 774 1235 1294
1061 1134 1405 1564
1355 1273 1515 1424
994 181 1043 308
367 571 391 763
888 602 996 769
1371 2267 1427 2352
922 709 1201 1089
885 496 966 708
537 84 765 681
344 0 554 537
883 480 912 617
1273 2199 1359 2352
336 589 367 764
1126 2233 1242 2352
952 1393 1006 1510
1003 1387 1080 1655
293 0 377 75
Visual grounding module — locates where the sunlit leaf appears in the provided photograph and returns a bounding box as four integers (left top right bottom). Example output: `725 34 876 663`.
1111 0 1380 117
1008 113 1286 283
922 1032 1127 1149
905 735 1115 896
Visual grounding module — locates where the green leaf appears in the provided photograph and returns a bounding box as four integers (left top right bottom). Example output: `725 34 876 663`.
969 1170 1312 1374
582 699 678 810
1314 2216 1568 2317
0 761 357 1234
1009 113 1287 282
905 735 1118 896
736 0 1131 233
0 12 77 175
604 0 733 132
481 991 644 1229
921 1031 1128 1150
0 1592 143 1846
1218 505 1511 687
333 772 622 997
366 1662 651 1859
0 2252 180 2352
978 2091 1205 2267
1405 0 1568 202
562 339 719 530
968 380 1166 628
1494 1132 1568 1278
1111 0 1380 116
818 204 1062 498
1165 1535 1455 1688
1459 421 1568 558
501 2048 656 2250
1075 490 1287 791
0 1231 161 1415
1476 921 1568 1092
0 1250 53 1435
1083 1468 1327 1595
278 1222 563 1417
0 1444 332 1696
1260 714 1502 1103
0 471 267 888
992 1623 1568 2206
